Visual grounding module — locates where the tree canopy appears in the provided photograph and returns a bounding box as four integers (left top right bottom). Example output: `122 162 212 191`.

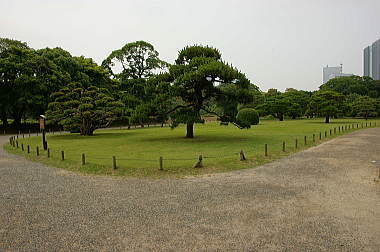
168 45 258 138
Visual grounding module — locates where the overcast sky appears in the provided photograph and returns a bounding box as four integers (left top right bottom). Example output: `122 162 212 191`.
1 0 380 91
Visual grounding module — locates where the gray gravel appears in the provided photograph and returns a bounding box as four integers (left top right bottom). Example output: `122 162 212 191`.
0 128 379 251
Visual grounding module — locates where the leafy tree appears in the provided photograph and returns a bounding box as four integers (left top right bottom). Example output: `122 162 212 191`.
351 96 377 120
259 93 291 121
46 83 123 135
168 45 255 138
320 75 380 98
283 89 311 119
236 108 259 128
103 41 168 127
308 90 345 123
102 41 168 80
0 38 30 126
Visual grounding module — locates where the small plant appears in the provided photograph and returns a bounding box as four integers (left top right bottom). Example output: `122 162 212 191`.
236 108 259 129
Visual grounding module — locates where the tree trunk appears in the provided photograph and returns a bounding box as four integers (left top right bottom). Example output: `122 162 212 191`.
186 122 194 138
1 112 8 127
279 113 284 121
325 115 330 123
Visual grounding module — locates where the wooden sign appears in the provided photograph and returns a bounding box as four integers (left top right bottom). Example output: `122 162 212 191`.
39 118 45 130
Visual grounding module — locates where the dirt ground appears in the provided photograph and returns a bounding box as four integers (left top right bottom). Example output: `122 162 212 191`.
0 128 379 251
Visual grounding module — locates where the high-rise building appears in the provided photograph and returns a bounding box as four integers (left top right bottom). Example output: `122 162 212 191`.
323 65 352 84
363 38 380 80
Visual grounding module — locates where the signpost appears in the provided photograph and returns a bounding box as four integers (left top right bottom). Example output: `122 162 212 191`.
40 115 48 150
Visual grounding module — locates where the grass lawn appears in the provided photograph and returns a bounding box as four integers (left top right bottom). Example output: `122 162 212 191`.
5 118 379 178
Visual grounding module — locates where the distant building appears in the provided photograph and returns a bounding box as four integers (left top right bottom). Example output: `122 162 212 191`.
363 38 380 80
323 65 353 84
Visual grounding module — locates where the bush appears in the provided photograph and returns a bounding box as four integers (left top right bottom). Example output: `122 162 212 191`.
236 108 259 129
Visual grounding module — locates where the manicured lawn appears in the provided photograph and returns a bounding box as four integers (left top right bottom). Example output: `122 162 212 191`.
5 118 379 178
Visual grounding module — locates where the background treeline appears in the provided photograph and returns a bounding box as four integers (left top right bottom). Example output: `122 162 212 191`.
1 37 380 135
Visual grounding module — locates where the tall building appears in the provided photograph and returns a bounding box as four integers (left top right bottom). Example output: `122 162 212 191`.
323 65 352 84
363 38 380 80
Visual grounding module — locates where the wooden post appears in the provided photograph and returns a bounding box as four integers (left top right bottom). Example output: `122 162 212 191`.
319 132 322 140
325 131 327 137
82 153 85 165
366 122 367 127
193 155 203 168
36 146 39 156
27 145 30 154
370 122 371 127
330 129 332 136
47 148 50 158
304 136 307 145
282 141 286 152
21 144 24 151
240 150 246 161
112 156 117 169
265 144 268 156
313 134 315 143
295 139 298 149
159 156 163 170
61 150 65 161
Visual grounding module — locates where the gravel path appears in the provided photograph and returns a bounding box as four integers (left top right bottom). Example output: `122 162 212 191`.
1 128 379 251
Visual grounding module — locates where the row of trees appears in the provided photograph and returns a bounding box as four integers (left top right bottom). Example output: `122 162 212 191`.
252 76 380 123
1 38 260 137
1 37 380 137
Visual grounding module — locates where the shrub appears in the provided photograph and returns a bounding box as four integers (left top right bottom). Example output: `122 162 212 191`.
236 108 259 129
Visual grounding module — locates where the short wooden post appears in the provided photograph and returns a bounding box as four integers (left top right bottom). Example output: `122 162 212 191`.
47 148 50 158
324 131 327 137
82 153 85 165
282 141 286 152
330 129 332 136
265 144 268 156
36 146 39 156
27 145 30 154
21 144 24 151
313 134 315 143
193 155 203 168
240 150 246 161
61 150 65 161
112 156 117 169
304 136 307 145
370 122 371 127
159 156 163 170
319 132 322 140
295 139 298 149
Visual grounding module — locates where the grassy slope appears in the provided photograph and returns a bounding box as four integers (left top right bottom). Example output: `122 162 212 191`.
5 118 378 178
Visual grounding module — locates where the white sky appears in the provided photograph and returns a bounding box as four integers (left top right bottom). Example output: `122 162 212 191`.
1 0 380 91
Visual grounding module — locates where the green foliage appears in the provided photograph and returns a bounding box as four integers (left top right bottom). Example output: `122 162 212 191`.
236 108 259 128
351 96 377 119
308 90 345 123
169 45 257 137
320 75 380 98
102 40 168 79
46 83 123 135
